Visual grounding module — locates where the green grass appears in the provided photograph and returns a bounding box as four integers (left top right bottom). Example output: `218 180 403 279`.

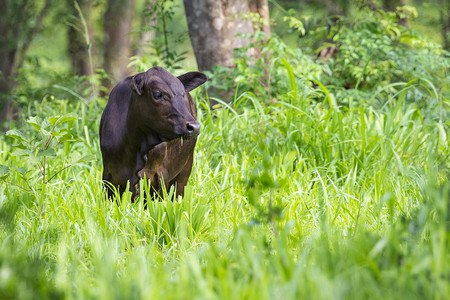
0 79 449 299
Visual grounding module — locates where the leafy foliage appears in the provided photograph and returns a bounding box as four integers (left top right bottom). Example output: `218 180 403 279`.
207 7 449 113
1 113 95 196
129 0 187 73
320 9 449 94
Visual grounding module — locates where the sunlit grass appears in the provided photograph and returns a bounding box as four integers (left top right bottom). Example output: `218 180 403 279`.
0 79 448 299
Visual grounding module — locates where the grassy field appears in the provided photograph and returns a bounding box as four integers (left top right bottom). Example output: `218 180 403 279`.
1 5 449 297
0 74 448 299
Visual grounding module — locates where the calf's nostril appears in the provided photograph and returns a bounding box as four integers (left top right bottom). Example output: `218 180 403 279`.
186 122 200 135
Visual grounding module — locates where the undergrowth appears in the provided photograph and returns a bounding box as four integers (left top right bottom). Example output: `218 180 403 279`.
1 78 448 299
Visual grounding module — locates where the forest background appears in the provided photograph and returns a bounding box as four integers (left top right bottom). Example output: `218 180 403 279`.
0 0 449 299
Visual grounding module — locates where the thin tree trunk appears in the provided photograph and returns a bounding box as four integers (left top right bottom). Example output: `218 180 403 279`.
0 0 52 126
67 0 92 77
103 0 136 84
441 0 450 51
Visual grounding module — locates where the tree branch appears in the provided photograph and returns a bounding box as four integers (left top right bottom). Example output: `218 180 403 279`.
46 164 72 183
2 180 31 193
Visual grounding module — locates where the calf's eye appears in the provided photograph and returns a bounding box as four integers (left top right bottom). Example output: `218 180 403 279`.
152 91 163 99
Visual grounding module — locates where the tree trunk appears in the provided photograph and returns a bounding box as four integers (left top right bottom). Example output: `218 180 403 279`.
183 0 271 71
0 0 14 97
103 0 136 84
0 0 52 127
67 0 93 77
441 0 450 51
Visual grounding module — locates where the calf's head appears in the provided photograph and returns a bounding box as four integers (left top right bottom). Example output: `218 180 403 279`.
130 66 207 140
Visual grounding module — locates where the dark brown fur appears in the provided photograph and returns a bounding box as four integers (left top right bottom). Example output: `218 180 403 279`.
99 66 207 200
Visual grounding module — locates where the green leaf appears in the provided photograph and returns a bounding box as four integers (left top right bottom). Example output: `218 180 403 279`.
0 164 10 178
59 133 76 143
57 113 79 124
70 152 81 164
58 113 80 124
15 167 27 175
311 79 337 108
37 149 57 157
281 58 297 98
437 123 447 146
47 116 60 126
27 116 41 131
50 131 61 137
6 129 26 142
11 149 32 156
48 113 79 126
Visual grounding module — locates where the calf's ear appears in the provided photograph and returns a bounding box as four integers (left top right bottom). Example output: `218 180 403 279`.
131 73 145 95
178 72 207 92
